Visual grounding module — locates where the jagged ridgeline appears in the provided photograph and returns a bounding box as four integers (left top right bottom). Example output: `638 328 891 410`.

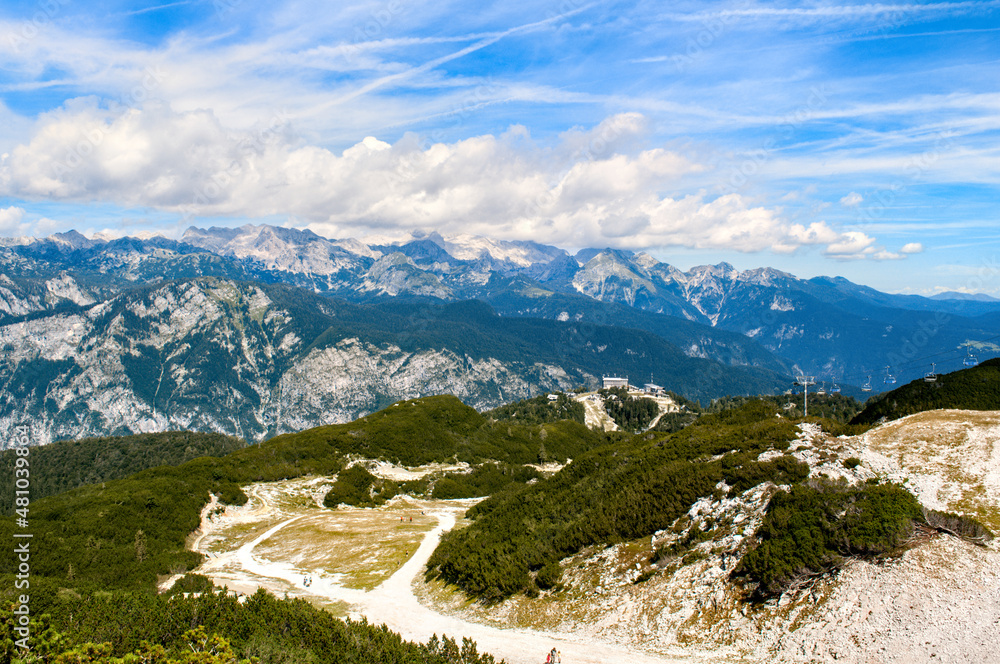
0 431 246 513
851 358 1000 424
0 395 605 593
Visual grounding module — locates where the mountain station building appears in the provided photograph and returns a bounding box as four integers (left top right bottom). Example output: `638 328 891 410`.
602 376 629 389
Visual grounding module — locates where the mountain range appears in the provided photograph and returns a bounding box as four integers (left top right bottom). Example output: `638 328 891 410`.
2 223 997 442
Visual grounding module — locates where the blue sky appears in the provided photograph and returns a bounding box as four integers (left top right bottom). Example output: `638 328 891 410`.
0 0 998 294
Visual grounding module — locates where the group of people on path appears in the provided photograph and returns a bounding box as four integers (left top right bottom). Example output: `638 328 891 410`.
545 648 561 663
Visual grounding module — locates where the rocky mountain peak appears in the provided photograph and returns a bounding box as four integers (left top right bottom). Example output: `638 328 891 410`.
47 229 99 250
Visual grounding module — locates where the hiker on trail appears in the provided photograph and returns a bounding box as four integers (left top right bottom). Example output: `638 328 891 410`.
556 651 561 663
547 647 557 663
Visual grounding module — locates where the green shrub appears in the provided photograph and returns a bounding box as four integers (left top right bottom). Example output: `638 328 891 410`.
167 573 215 596
734 481 924 598
535 562 562 590
431 463 540 499
323 465 399 508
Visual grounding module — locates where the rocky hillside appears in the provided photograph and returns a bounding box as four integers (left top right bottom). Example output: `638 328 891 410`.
4 224 999 389
425 409 1000 663
0 277 789 443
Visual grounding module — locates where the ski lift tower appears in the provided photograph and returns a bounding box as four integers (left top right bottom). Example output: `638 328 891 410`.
795 375 816 418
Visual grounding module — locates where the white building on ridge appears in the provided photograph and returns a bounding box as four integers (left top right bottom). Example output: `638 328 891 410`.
602 376 629 389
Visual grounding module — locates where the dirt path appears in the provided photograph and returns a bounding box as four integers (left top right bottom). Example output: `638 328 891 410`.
197 487 684 664
574 394 618 432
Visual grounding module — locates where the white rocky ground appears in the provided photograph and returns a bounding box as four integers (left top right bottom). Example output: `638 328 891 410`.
182 410 1000 664
188 471 682 664
572 389 679 432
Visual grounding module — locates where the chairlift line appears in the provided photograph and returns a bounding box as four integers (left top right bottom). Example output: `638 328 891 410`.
924 362 938 382
794 375 815 417
883 366 897 386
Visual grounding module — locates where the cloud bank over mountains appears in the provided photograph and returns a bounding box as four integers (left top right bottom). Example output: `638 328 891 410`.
0 105 879 258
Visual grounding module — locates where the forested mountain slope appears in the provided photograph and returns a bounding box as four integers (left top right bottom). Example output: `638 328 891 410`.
852 358 1000 424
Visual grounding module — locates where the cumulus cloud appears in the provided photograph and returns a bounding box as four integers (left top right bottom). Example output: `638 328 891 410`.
901 242 924 254
840 191 863 207
0 206 65 239
871 249 905 260
0 206 26 236
0 105 880 255
823 231 878 259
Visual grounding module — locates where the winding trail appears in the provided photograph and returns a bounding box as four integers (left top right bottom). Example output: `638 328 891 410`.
203 495 683 664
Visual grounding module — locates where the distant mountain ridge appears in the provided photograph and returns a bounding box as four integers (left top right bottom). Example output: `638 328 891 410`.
0 276 791 443
2 223 999 421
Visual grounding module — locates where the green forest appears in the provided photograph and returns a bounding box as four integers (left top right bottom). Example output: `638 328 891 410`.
425 397 984 601
0 395 607 594
597 387 660 432
851 358 1000 424
484 393 585 426
0 585 499 664
0 431 246 513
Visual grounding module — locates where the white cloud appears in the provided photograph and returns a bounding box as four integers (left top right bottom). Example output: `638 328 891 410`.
822 231 878 259
840 191 863 207
0 105 881 256
0 206 26 236
0 206 64 238
901 242 924 254
680 2 999 23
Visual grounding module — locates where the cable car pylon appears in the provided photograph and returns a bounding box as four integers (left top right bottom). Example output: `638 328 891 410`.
794 375 815 418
